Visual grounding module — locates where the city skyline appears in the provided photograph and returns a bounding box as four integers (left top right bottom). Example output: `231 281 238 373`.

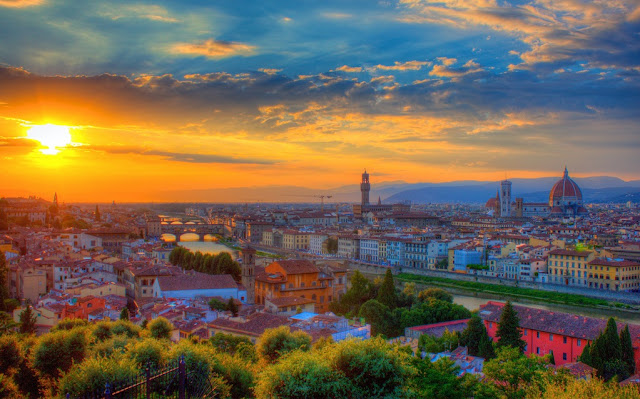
1 0 639 201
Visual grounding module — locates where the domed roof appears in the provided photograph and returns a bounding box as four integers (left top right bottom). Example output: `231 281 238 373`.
549 167 583 203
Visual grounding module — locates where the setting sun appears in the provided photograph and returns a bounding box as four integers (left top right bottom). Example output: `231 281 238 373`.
26 124 72 155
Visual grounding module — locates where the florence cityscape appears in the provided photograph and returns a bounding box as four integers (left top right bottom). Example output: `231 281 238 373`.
1 0 640 398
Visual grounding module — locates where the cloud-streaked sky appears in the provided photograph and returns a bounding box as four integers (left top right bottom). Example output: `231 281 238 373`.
1 0 639 201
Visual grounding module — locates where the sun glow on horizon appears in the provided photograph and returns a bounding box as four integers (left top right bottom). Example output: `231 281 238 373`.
26 124 72 155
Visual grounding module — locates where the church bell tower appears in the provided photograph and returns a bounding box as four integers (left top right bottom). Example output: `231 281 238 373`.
240 246 256 305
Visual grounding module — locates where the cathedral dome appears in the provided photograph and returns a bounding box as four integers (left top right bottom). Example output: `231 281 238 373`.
549 167 583 207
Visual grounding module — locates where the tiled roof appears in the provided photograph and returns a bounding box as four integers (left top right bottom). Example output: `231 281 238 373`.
407 319 470 338
269 260 319 275
588 258 640 267
157 273 238 292
548 249 592 257
479 301 640 341
208 313 293 337
559 362 596 378
266 296 315 307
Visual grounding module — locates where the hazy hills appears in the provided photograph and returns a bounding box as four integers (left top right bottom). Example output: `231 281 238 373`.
160 176 640 204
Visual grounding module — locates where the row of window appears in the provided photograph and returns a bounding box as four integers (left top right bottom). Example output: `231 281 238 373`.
487 322 583 347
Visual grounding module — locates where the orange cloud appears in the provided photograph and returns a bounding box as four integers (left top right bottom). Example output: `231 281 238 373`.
0 0 43 7
170 39 256 58
335 65 363 73
372 60 431 71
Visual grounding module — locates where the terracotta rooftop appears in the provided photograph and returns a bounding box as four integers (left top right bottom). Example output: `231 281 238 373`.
548 249 593 257
269 260 319 275
157 273 238 292
479 301 640 342
407 319 471 338
588 258 640 267
208 312 293 337
266 296 315 307
559 362 596 378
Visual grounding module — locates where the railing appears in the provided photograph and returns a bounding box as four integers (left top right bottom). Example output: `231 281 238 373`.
69 356 221 399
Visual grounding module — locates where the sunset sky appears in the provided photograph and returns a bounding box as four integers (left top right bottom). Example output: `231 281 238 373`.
1 0 639 202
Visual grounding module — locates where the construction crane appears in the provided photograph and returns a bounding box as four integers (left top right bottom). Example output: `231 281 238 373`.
315 195 333 212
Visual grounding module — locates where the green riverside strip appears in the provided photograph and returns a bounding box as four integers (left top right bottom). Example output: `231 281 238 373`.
396 273 634 310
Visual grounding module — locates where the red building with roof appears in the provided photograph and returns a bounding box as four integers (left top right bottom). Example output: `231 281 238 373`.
479 301 640 368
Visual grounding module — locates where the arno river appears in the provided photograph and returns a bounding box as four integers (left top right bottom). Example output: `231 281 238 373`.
161 233 235 257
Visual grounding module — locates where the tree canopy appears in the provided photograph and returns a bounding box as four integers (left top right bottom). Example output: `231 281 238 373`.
495 301 526 353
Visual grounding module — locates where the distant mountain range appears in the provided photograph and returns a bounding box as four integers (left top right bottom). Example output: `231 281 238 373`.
160 176 640 204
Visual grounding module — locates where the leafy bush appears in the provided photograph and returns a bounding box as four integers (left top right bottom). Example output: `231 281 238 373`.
211 353 256 399
0 373 19 399
0 335 22 374
58 355 138 397
126 339 167 369
51 318 89 332
255 337 413 399
91 335 131 358
110 320 141 338
33 329 88 378
147 317 173 340
256 326 311 364
92 321 113 342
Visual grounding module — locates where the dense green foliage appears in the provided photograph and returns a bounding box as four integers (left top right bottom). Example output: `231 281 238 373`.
209 297 229 311
397 273 628 308
329 270 374 315
496 301 526 353
0 315 634 399
417 287 453 303
169 246 241 281
147 317 173 340
580 317 634 381
620 325 636 376
460 314 496 360
377 269 398 309
18 303 37 334
255 337 413 399
484 347 569 399
334 271 470 339
256 325 311 364
418 329 460 354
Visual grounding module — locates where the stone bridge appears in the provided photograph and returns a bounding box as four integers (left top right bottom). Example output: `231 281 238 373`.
160 223 225 241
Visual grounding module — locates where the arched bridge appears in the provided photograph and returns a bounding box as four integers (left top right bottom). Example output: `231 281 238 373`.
160 223 225 241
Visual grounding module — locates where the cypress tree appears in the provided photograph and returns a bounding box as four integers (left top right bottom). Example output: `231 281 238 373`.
620 325 635 375
18 302 37 334
461 314 491 357
95 205 101 222
549 350 556 365
495 301 526 353
478 333 496 360
602 318 622 362
579 342 593 366
590 318 624 380
227 297 239 317
119 307 130 321
376 269 397 309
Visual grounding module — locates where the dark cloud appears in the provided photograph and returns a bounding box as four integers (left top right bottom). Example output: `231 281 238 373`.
82 144 277 164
